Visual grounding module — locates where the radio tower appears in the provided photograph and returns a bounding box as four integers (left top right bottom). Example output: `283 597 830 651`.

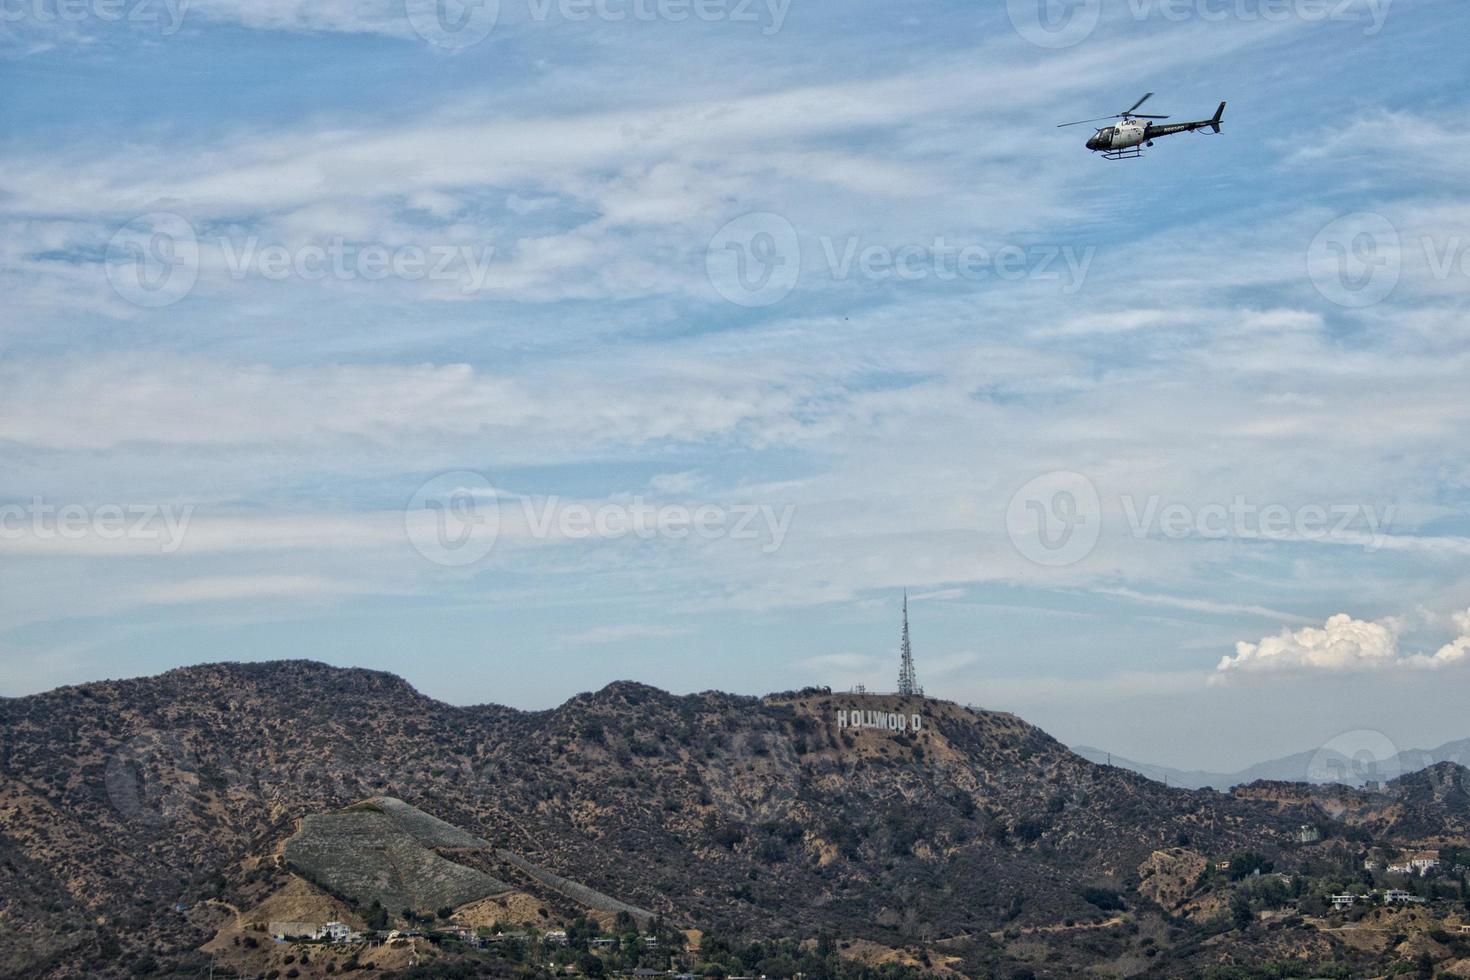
897 590 922 696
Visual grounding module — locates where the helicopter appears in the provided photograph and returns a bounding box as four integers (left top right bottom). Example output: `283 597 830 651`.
1059 93 1226 160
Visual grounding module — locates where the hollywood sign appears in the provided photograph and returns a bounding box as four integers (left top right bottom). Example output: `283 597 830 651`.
836 709 924 733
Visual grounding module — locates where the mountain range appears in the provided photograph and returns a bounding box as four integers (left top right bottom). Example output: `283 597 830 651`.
1 660 1468 978
1073 737 1470 791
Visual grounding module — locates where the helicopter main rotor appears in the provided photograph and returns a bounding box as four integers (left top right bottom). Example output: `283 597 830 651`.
1057 92 1172 128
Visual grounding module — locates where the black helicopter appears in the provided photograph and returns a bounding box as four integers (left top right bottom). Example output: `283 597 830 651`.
1059 93 1226 160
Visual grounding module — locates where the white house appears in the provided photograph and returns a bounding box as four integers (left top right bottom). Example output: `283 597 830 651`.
1410 853 1441 875
1329 894 1356 911
322 922 360 944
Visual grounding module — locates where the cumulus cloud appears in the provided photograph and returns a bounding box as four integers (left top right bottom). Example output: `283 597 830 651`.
1214 609 1470 680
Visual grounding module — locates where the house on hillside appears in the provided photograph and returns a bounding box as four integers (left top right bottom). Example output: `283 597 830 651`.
1329 894 1357 911
544 930 569 946
1385 889 1427 904
322 922 360 944
1297 825 1321 844
1410 852 1441 875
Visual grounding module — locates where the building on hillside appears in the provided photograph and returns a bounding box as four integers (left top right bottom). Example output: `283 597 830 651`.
322 922 360 944
1297 825 1322 844
1329 894 1357 911
269 921 323 941
1410 852 1441 875
544 930 569 945
1385 889 1427 904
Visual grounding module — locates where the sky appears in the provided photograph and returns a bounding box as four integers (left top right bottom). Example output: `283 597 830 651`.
2 0 1468 771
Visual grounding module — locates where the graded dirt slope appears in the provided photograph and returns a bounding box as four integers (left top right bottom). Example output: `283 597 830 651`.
283 798 511 912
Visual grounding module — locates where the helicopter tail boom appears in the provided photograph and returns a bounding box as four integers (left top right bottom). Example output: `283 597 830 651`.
1209 101 1226 134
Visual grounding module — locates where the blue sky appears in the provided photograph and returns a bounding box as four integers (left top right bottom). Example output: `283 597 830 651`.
2 0 1468 770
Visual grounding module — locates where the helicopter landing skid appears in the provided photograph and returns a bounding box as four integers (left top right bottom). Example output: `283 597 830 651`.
1100 146 1145 160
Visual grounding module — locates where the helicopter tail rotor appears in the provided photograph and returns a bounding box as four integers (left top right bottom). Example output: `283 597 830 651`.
1209 101 1226 133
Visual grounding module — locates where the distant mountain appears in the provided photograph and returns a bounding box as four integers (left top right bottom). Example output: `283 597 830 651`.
1074 737 1470 790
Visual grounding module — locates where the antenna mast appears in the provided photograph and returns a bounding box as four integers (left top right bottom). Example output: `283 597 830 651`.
897 590 922 696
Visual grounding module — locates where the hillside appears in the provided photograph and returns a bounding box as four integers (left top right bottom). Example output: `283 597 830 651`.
1 661 1467 978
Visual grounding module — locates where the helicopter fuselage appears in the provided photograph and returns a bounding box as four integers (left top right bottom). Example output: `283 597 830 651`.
1085 103 1227 155
1086 119 1146 151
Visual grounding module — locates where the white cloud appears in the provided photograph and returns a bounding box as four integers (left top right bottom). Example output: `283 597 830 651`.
908 587 966 602
560 624 691 646
1093 588 1316 624
1215 609 1470 680
127 574 365 605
